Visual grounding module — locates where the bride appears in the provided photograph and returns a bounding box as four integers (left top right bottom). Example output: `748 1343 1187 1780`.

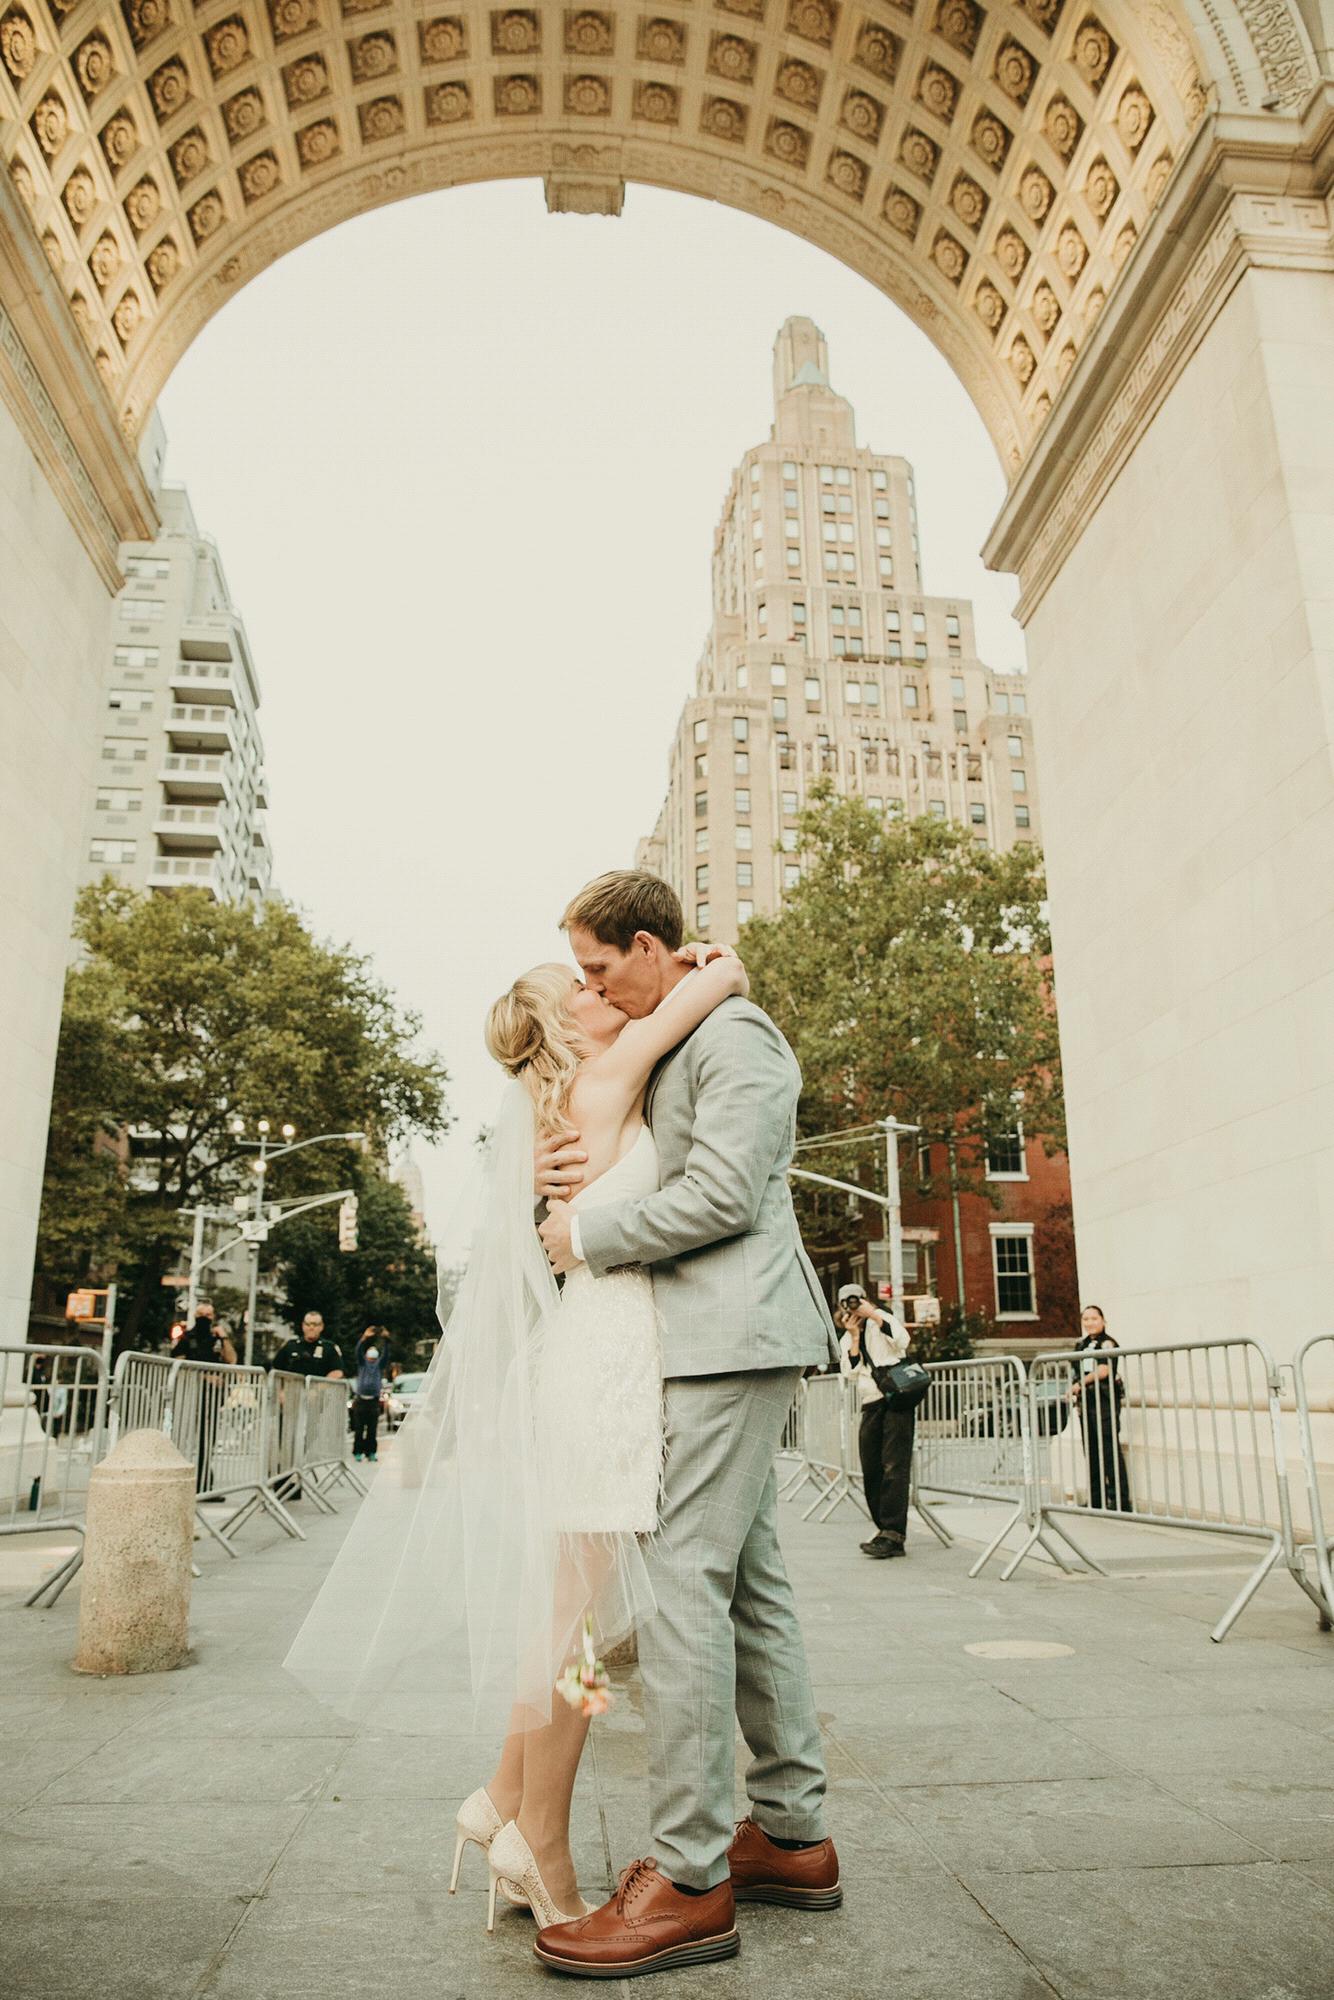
284 938 748 1931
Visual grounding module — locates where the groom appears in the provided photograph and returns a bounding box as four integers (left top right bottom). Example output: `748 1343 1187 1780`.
536 870 841 1977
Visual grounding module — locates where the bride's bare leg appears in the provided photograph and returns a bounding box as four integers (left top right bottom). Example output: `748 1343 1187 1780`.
486 1708 528 1823
516 1697 592 1912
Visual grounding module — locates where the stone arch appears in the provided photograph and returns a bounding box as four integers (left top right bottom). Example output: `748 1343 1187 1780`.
5 0 1315 477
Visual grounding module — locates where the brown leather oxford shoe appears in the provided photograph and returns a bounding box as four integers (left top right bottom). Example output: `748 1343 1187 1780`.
533 1857 739 1978
727 1817 843 1909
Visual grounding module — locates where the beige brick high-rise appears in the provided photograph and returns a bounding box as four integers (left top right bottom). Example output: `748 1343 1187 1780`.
638 318 1038 942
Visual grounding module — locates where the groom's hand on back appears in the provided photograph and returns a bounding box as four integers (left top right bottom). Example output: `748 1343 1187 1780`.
539 1201 578 1276
535 1126 586 1201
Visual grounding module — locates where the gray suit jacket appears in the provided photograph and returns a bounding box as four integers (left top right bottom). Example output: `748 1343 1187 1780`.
577 996 839 1379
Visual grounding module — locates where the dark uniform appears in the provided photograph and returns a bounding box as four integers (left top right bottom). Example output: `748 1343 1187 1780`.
1074 1331 1131 1510
268 1333 344 1501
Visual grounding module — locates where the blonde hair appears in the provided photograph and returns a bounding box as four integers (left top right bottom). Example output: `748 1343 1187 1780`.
485 962 581 1135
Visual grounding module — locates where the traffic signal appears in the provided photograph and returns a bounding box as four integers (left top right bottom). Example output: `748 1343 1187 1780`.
338 1195 359 1253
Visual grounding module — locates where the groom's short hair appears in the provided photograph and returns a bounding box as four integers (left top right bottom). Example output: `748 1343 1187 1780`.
561 871 684 953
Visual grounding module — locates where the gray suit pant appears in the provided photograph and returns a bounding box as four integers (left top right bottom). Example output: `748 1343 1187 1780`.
639 1366 827 1889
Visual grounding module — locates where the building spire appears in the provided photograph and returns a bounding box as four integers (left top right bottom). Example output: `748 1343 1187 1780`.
771 315 856 449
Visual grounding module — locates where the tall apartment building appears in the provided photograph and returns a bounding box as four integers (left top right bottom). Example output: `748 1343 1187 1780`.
638 317 1038 941
88 483 273 906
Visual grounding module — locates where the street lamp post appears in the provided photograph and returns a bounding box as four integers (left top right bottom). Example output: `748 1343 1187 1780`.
228 1120 364 1366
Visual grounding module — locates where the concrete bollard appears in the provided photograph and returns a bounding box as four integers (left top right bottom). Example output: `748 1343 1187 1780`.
74 1429 195 1676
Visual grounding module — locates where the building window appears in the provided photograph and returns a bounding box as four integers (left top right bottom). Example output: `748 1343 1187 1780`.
903 684 919 710
913 642 927 661
867 794 883 813
951 676 966 700
733 788 750 816
833 636 846 658
887 639 902 660
970 801 986 824
846 682 862 704
108 689 154 714
946 614 961 639
785 547 800 570
782 460 797 478
695 791 708 819
736 664 750 688
734 751 750 776
994 690 1010 714
781 828 798 852
823 552 838 573
783 862 801 889
864 682 880 705
792 603 807 626
102 735 148 761
841 554 855 573
928 798 947 818
697 902 711 929
1015 804 1031 828
822 522 837 545
784 489 798 513
113 646 158 670
879 557 894 580
95 788 143 813
736 861 753 888
1009 734 1024 758
992 1228 1037 1317
737 899 754 924
736 824 754 850
771 695 789 724
886 610 901 633
782 791 798 815
819 464 834 485
88 838 137 865
1011 692 1028 715
873 469 887 490
770 663 787 686
694 719 709 744
804 677 820 704
986 1128 1027 1180
954 709 968 733
750 463 761 483
875 526 891 548
733 716 749 742
757 600 768 627
695 827 710 853
1011 769 1027 793
838 494 852 516
696 864 710 893
912 611 927 634
836 467 851 486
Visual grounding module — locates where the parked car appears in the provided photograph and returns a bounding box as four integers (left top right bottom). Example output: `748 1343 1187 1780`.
384 1371 426 1431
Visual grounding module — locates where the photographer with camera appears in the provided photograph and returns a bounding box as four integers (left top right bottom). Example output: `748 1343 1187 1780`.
836 1283 923 1560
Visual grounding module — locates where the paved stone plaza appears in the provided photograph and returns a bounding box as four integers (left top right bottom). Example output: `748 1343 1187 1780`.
1 1486 1331 2000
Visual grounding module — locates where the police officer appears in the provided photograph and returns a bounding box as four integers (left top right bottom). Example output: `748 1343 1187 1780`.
271 1309 345 1381
269 1311 344 1502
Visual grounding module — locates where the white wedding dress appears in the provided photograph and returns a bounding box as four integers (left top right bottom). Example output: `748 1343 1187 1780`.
537 1124 663 1534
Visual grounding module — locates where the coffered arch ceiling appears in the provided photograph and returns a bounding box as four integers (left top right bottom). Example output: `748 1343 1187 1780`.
0 0 1318 472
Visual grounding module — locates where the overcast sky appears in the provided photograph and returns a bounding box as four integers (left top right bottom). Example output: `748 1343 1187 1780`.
156 178 1026 1253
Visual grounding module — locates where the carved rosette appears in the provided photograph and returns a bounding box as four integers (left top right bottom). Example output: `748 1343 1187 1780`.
9 157 36 209
1084 156 1118 220
565 74 610 114
916 64 958 122
100 109 139 172
786 0 836 48
205 17 250 80
297 116 341 161
1111 219 1136 267
883 185 920 238
709 34 756 82
775 58 822 109
269 0 320 43
492 10 539 56
974 279 1005 334
145 237 179 292
425 79 471 121
1031 280 1059 337
239 148 281 201
935 0 979 56
350 32 397 80
994 226 1028 280
0 9 37 84
1055 342 1076 380
420 17 466 62
223 89 266 144
950 173 986 231
827 149 868 200
148 57 192 123
1019 165 1053 222
840 90 883 143
1016 0 1062 31
765 118 810 168
495 73 540 113
123 176 161 233
187 190 225 243
854 22 898 84
123 0 171 54
899 126 939 182
1116 83 1152 151
701 96 748 143
637 18 685 63
931 229 966 284
632 78 678 123
994 40 1035 106
61 166 97 226
1056 221 1087 278
112 289 142 345
1008 333 1035 386
169 128 210 185
1043 96 1082 161
564 9 611 54
283 55 330 107
971 111 1011 171
357 94 404 139
1145 151 1172 205
32 92 70 157
1072 17 1114 89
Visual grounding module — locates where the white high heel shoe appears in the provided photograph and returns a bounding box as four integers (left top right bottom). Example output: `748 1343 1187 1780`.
450 1788 528 1909
486 1821 590 1935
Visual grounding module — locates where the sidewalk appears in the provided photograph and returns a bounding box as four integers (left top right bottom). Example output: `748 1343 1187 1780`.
1 1472 1331 2000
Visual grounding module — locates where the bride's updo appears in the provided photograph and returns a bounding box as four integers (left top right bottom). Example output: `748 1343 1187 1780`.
486 962 581 1135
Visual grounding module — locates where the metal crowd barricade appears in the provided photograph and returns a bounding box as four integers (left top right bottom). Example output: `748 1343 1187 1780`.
301 1375 364 1503
794 1373 867 1522
1292 1334 1334 1627
0 1343 107 1606
909 1355 1050 1572
108 1350 178 1442
165 1357 303 1552
1014 1337 1324 1641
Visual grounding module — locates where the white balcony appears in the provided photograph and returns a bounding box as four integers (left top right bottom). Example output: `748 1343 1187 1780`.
154 804 224 852
171 660 237 706
159 752 231 800
178 615 236 664
148 854 223 895
165 704 236 753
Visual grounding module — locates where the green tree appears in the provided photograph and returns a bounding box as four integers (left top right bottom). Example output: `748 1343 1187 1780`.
743 786 1064 1263
37 882 450 1346
269 1164 441 1365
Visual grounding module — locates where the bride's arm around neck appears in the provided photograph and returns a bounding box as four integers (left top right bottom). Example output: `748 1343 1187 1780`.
586 950 748 1102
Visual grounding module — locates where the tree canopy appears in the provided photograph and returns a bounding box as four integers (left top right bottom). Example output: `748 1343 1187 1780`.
742 786 1064 1259
37 882 449 1344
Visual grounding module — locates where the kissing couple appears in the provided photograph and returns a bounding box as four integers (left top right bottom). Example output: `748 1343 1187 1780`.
287 869 841 1978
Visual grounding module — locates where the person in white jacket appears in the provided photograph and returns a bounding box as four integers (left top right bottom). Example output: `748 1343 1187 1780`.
836 1285 916 1560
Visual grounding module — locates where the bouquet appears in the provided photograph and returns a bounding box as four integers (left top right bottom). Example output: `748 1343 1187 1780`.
556 1616 612 1718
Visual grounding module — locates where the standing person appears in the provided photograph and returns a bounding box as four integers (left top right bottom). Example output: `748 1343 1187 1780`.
533 870 842 1977
1070 1304 1131 1511
836 1285 917 1560
350 1325 391 1463
269 1311 345 1502
176 1300 236 1501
